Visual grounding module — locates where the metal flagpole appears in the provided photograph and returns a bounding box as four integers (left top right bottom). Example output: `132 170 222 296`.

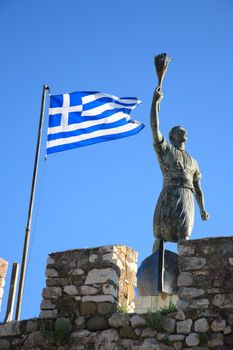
15 84 50 321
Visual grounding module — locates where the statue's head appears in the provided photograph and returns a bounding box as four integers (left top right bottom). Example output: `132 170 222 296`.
169 126 187 146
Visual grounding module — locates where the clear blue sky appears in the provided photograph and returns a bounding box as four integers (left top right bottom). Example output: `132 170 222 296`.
1 0 232 321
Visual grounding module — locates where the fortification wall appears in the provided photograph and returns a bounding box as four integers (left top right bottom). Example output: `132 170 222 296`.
0 238 233 349
0 258 8 312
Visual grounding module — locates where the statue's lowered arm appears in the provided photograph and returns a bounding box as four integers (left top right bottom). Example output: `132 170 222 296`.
193 179 209 220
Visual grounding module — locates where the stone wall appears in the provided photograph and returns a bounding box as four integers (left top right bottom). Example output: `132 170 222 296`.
40 245 138 321
0 238 233 349
0 258 8 312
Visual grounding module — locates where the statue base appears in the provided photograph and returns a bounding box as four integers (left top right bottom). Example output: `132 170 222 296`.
136 249 179 295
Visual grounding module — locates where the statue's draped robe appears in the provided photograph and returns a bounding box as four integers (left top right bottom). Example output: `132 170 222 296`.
153 137 201 242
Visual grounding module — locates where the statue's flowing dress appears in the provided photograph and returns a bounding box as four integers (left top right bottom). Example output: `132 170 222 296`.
153 137 201 242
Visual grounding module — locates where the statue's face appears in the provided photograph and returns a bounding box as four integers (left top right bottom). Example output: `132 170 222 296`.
172 127 188 145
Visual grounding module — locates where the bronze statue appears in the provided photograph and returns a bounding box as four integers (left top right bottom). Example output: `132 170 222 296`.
151 54 209 252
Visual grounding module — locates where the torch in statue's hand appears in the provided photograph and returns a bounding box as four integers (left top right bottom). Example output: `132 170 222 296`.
154 53 171 88
154 53 171 109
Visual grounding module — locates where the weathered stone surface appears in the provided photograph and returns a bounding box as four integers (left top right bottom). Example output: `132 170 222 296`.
189 298 210 309
175 309 185 320
157 332 167 341
71 329 90 338
103 283 117 297
177 272 193 287
179 257 206 271
70 268 85 275
176 319 192 334
24 330 52 348
224 325 232 334
130 315 146 328
161 317 176 332
0 321 20 337
39 309 58 318
179 245 195 256
85 268 118 285
207 332 224 347
46 277 69 287
176 298 189 310
86 315 108 330
46 268 58 278
126 260 137 273
108 313 130 328
119 325 137 339
168 334 185 341
185 332 200 346
178 287 205 298
228 258 233 266
0 279 5 288
26 319 39 332
194 318 209 332
212 293 233 308
64 285 78 295
97 302 115 315
81 285 99 295
103 253 123 269
89 254 98 263
97 328 119 344
40 299 56 310
141 327 157 338
42 287 62 299
80 302 96 315
0 259 8 277
173 342 182 350
74 316 85 329
0 339 10 349
211 318 226 331
229 313 233 325
47 256 55 265
82 294 115 303
142 337 157 346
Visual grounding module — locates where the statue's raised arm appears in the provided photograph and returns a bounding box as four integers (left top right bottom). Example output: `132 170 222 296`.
150 54 171 145
150 88 163 144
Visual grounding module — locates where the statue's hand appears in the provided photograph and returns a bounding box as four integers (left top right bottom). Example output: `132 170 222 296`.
201 210 209 221
154 88 163 103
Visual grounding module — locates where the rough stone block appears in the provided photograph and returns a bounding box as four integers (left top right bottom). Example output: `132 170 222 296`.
42 287 62 299
177 272 193 287
85 268 118 285
211 318 226 332
179 257 206 271
212 293 233 308
176 319 192 334
194 318 209 332
108 313 130 328
178 287 205 298
185 332 200 346
0 321 20 337
130 315 146 328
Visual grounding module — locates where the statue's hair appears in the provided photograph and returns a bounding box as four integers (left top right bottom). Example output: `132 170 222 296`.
169 126 185 143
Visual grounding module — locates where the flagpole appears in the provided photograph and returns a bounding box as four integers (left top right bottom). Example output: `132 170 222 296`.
15 84 50 321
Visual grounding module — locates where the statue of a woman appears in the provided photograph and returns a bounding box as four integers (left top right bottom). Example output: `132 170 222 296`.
151 88 209 252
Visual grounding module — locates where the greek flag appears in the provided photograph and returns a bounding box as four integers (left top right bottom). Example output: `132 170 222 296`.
47 91 144 154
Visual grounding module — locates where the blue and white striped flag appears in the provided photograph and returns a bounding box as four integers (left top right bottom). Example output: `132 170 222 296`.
47 91 144 154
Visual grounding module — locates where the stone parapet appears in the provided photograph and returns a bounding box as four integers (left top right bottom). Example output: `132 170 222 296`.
0 258 8 311
177 236 233 313
40 245 138 320
1 240 233 349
